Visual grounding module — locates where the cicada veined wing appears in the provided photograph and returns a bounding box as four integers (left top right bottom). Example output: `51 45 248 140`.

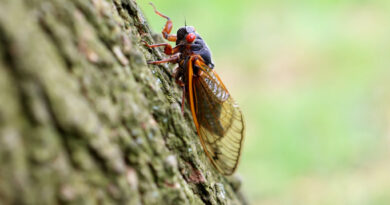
187 58 245 175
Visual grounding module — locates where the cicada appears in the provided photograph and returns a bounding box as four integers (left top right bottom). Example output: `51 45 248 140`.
144 3 245 175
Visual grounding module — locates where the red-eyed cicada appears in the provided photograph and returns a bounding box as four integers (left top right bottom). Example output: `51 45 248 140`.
144 3 245 175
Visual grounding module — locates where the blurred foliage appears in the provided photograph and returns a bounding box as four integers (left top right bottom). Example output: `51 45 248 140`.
138 0 390 204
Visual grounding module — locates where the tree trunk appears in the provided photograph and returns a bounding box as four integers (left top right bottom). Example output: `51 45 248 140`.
0 0 246 204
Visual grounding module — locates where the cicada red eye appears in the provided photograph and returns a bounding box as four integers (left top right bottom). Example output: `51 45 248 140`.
186 33 196 43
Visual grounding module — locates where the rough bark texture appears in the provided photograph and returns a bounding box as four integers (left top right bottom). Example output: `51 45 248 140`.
0 0 246 204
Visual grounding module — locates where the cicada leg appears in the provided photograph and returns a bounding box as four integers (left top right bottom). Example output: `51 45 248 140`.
143 41 180 55
180 86 186 114
147 54 180 65
172 66 186 114
149 3 177 42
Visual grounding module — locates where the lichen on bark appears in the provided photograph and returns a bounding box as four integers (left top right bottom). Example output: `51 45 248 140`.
0 0 247 204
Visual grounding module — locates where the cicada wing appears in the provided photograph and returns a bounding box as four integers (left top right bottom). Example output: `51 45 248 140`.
188 59 245 175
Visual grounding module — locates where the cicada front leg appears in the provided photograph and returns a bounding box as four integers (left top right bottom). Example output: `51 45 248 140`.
149 3 177 42
143 41 181 55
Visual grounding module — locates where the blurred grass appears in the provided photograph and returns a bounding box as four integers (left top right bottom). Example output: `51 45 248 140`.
138 0 390 204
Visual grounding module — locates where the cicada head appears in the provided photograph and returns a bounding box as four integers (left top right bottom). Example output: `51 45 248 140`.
176 26 197 45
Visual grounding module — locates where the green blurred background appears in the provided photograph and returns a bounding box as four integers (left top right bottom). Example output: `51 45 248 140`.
138 0 390 204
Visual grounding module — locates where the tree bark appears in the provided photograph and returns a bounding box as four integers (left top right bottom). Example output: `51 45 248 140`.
0 0 246 204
